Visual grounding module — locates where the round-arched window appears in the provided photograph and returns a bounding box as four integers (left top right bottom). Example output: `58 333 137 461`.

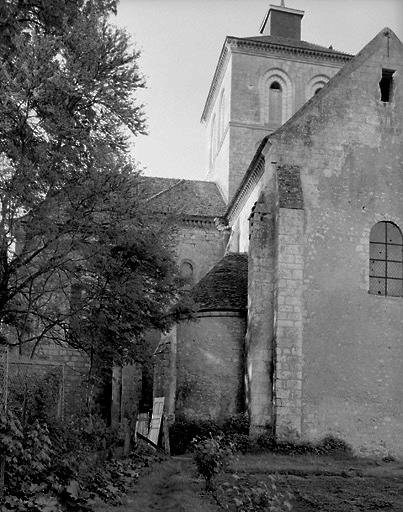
180 261 194 285
369 221 403 296
269 81 282 125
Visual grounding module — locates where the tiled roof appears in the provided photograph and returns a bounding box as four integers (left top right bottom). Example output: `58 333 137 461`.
139 177 226 217
243 35 351 56
191 253 248 312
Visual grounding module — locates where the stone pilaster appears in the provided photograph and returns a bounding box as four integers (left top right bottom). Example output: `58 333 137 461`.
246 197 275 431
273 165 304 439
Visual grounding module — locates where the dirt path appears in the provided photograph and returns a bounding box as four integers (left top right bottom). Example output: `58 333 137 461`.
95 456 220 512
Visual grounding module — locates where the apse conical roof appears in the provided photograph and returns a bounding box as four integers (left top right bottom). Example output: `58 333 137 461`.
191 253 248 312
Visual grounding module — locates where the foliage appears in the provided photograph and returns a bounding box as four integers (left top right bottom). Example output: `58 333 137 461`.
8 369 61 427
82 453 154 506
315 435 353 455
0 408 158 511
170 415 352 460
60 414 121 457
222 413 250 436
0 409 78 512
169 415 222 455
222 413 250 454
216 474 293 512
0 0 183 373
192 435 234 491
266 434 352 456
0 409 23 458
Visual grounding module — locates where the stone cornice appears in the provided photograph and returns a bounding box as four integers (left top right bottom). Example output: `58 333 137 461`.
151 211 223 228
226 137 269 222
229 36 353 62
180 215 221 228
201 34 352 125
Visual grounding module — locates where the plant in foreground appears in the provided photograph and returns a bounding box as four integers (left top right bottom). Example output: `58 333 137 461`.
193 435 234 490
217 474 294 512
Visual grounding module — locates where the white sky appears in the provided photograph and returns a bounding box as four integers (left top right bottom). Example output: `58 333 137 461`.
113 0 403 180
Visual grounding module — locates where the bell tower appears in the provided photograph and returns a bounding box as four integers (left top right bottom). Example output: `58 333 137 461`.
202 2 351 203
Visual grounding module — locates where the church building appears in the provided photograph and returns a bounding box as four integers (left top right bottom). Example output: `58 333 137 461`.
146 2 403 456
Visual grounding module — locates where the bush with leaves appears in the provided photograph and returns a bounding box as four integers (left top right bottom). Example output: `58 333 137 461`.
193 435 235 491
216 474 293 512
169 415 222 455
0 410 91 512
0 409 159 511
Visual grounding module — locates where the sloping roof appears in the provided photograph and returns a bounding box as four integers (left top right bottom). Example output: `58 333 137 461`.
139 177 226 218
243 35 350 56
191 253 248 312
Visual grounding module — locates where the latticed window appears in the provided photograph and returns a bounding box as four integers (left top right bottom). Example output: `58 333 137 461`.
369 221 403 297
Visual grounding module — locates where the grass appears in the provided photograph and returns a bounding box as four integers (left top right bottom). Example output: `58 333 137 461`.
215 452 403 511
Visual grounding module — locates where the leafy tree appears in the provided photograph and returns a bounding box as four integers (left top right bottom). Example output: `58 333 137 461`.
0 0 182 372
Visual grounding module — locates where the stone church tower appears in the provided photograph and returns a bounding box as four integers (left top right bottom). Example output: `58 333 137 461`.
202 3 350 203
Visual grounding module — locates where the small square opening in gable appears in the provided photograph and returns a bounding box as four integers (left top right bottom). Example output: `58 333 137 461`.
379 69 395 102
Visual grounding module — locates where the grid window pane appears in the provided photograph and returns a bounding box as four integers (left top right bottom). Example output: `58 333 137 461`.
387 223 402 244
370 260 386 276
387 279 403 297
370 222 386 243
387 244 403 262
387 262 402 279
369 222 403 297
369 243 386 259
369 277 385 295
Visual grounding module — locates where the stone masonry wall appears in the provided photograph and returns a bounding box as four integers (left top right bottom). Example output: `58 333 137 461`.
269 32 403 455
176 313 246 421
274 207 304 439
228 49 345 201
174 221 226 283
246 198 275 430
34 341 90 416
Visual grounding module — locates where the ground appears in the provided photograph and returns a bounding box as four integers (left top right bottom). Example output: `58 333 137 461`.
219 452 403 511
94 452 403 511
93 455 219 512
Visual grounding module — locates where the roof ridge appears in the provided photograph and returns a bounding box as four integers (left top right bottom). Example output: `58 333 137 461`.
143 176 217 184
145 179 185 202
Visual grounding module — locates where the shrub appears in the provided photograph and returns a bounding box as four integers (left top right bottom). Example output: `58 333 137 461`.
256 431 276 451
0 409 143 511
8 371 61 428
316 435 352 455
169 415 221 455
217 474 293 512
193 435 234 490
222 413 250 436
169 413 251 455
